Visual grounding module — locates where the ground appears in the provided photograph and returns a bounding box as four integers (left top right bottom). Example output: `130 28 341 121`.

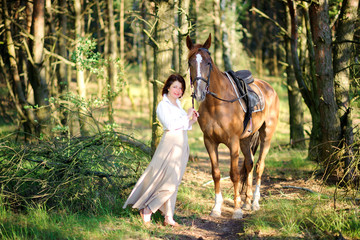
140 145 319 240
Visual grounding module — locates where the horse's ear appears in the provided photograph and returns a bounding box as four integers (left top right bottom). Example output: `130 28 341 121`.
203 33 211 49
186 35 194 50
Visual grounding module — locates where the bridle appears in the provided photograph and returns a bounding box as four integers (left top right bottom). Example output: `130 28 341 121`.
189 48 247 108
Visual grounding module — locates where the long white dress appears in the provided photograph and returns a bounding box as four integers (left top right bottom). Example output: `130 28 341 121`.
122 95 191 217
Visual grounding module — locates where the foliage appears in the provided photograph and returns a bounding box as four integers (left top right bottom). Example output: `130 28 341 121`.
0 130 150 214
71 37 106 78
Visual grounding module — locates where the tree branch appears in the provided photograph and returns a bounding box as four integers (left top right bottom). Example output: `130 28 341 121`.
250 7 290 39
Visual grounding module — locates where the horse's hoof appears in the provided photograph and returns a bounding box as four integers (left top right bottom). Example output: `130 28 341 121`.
232 209 243 219
210 210 221 218
242 203 252 211
252 203 260 211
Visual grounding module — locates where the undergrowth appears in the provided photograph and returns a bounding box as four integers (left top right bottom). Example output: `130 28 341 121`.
0 131 150 214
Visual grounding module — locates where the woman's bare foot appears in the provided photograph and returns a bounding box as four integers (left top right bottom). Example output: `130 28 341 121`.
140 206 152 225
164 216 180 227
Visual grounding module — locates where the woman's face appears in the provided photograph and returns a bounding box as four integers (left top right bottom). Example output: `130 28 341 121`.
168 80 183 100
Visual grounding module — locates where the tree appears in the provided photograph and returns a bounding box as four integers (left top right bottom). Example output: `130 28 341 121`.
287 0 323 159
333 0 359 180
284 3 305 148
151 0 175 154
178 0 190 76
106 0 119 123
189 0 198 41
56 0 69 127
220 0 232 71
2 0 34 138
28 0 52 137
212 0 222 68
309 0 341 164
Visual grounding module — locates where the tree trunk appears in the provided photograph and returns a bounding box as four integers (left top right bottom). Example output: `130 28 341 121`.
287 0 321 159
284 5 305 149
220 0 232 71
107 0 118 124
119 0 125 61
29 0 51 137
151 0 174 155
96 0 105 98
178 0 190 76
56 0 69 128
141 0 152 124
213 0 222 69
75 0 88 136
309 0 341 164
189 0 198 41
333 0 359 180
2 0 27 121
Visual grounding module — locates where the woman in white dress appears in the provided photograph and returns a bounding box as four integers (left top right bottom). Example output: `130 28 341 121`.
123 74 199 227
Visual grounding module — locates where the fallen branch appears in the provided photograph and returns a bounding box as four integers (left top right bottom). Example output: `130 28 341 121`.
282 185 316 194
203 176 230 186
282 185 360 203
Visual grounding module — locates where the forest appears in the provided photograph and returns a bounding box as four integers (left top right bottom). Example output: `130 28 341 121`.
0 0 359 239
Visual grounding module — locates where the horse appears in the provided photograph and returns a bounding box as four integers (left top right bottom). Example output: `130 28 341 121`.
186 34 279 219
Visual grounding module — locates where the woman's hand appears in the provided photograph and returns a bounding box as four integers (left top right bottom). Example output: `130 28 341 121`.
187 108 199 126
187 108 199 119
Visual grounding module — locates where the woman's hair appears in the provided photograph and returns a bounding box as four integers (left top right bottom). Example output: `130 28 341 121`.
161 74 186 98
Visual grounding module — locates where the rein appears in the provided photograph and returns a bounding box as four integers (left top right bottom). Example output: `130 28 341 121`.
190 48 247 108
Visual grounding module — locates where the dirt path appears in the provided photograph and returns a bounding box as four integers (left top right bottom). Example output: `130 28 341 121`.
161 146 259 240
156 144 318 240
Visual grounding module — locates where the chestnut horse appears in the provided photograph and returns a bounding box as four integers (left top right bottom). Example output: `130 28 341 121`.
187 34 279 219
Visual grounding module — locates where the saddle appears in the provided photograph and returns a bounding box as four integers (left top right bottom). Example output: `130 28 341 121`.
226 70 262 132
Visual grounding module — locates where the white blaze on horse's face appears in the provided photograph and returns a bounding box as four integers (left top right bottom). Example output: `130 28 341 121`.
194 53 207 102
196 54 202 76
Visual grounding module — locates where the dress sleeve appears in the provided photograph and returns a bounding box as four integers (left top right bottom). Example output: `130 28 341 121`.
156 102 190 130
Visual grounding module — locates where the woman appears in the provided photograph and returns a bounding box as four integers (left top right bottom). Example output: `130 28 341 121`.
123 74 199 227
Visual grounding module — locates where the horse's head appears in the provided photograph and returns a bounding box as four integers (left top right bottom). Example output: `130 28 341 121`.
186 34 212 102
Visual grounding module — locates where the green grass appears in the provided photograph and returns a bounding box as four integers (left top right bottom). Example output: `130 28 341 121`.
0 202 171 240
1 69 359 239
244 196 360 239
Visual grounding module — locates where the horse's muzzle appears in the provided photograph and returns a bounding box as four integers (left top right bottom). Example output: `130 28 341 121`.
195 90 206 102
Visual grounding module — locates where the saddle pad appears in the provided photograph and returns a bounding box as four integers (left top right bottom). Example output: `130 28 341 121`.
225 72 265 113
249 83 265 113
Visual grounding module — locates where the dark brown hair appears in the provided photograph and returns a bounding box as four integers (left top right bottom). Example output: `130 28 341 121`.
161 74 186 98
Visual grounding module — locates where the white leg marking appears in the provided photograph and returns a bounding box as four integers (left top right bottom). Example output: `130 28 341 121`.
210 193 223 217
213 193 223 213
252 184 261 211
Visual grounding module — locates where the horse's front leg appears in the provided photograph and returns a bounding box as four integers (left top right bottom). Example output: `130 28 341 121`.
204 137 222 218
229 139 243 219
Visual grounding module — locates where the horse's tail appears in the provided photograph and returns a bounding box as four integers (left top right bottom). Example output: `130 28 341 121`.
240 131 260 193
250 130 260 155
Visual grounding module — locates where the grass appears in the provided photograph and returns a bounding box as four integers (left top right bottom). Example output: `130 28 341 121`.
0 202 172 240
244 195 360 239
1 69 360 239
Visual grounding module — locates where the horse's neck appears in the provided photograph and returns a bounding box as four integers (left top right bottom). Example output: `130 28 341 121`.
209 68 232 98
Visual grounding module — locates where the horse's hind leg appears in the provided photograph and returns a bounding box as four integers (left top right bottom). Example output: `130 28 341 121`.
252 125 276 211
240 136 255 211
204 137 222 217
